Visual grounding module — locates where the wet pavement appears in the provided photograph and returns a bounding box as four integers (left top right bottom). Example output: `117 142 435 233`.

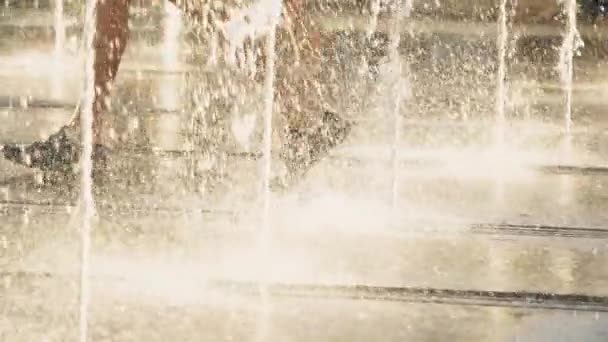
2 1 608 341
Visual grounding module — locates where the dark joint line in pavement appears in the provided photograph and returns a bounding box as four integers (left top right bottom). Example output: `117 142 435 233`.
2 197 608 240
1 144 608 176
2 270 608 313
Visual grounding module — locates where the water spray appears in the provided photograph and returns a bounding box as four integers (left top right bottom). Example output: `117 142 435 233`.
367 0 381 38
78 0 98 338
559 0 582 136
557 0 581 207
54 0 65 59
388 0 412 209
495 0 508 147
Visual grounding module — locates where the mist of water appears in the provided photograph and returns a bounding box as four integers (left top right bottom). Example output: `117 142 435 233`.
388 0 413 209
492 0 510 208
221 0 282 237
54 0 65 58
78 0 98 338
51 0 65 100
494 0 508 147
559 0 582 136
258 3 281 339
160 1 182 111
219 0 283 336
557 0 581 204
366 0 381 37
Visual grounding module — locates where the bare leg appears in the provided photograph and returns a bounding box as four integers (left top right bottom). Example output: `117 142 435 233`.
84 0 130 146
3 0 352 182
2 0 130 171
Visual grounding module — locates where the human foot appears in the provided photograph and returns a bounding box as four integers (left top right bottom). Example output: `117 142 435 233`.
274 110 353 190
2 125 109 173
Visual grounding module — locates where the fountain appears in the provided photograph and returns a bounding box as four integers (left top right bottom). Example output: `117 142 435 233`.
387 0 412 209
3 0 608 340
492 0 510 209
558 0 582 206
51 0 65 101
259 0 281 241
159 0 182 110
53 0 65 59
77 0 98 338
366 0 381 37
559 0 580 136
222 1 282 340
494 0 508 146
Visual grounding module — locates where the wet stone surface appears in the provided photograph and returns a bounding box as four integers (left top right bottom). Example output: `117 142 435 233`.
2 1 608 341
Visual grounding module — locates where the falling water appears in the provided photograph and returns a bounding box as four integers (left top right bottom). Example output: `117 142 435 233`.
207 32 218 67
255 0 280 238
162 1 181 71
492 0 509 208
259 2 281 340
222 0 280 221
558 0 580 205
494 0 508 145
160 0 181 110
366 0 381 37
53 0 65 58
78 0 98 338
488 0 511 318
559 0 580 136
51 0 65 100
388 0 412 208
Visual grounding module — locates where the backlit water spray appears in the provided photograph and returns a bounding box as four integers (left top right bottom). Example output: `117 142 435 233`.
160 0 182 110
559 0 581 137
78 0 97 338
493 0 510 207
366 0 381 37
52 0 65 100
388 0 412 209
224 0 282 339
557 0 581 205
257 3 279 339
53 0 65 58
495 0 508 147
489 0 512 319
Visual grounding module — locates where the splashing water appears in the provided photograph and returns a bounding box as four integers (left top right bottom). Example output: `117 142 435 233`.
493 0 510 207
388 0 413 209
78 0 98 338
555 0 582 209
221 0 282 237
366 0 381 37
223 0 283 66
51 0 65 100
260 0 280 245
159 0 182 110
558 0 583 135
162 1 181 69
222 2 282 335
494 0 508 147
231 112 257 152
53 0 64 58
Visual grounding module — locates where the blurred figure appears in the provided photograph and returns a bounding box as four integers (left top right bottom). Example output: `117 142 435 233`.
516 0 608 23
2 0 352 188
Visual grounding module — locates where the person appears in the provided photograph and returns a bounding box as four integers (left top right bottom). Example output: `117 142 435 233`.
1 0 353 188
515 0 608 22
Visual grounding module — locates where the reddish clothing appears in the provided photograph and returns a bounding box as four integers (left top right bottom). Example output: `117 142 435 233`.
91 0 322 141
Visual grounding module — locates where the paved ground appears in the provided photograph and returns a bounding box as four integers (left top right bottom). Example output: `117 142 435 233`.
1 3 608 341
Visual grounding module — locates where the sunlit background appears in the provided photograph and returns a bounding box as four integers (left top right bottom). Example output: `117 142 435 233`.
1 0 608 340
